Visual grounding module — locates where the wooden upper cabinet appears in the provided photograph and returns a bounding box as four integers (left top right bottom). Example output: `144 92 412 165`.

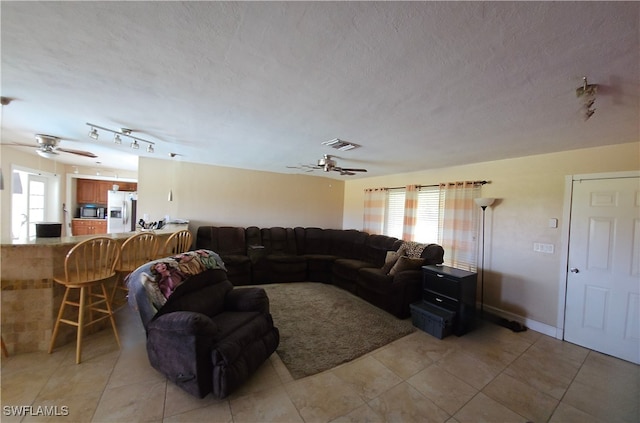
117 182 138 191
77 179 137 205
96 181 112 204
77 179 97 204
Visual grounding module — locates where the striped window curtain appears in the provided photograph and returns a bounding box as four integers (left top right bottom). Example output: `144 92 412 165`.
363 188 388 234
402 184 419 241
438 181 481 271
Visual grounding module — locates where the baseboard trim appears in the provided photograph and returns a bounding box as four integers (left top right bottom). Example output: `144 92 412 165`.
482 304 559 338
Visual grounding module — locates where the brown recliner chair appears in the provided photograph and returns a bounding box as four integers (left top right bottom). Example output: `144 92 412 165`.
128 256 279 399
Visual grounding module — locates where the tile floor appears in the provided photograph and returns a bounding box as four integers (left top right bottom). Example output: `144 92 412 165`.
1 305 638 423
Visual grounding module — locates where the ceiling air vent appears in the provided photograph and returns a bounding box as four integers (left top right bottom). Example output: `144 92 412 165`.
322 138 360 151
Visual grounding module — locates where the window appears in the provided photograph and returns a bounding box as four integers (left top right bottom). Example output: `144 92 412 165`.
385 189 405 239
384 186 440 243
415 187 440 243
379 184 480 271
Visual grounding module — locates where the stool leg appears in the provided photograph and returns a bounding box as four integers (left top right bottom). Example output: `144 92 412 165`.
49 286 71 354
1 336 8 357
76 286 86 364
101 282 121 348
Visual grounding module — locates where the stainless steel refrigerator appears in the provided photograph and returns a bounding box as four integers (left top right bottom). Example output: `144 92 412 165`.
107 191 137 233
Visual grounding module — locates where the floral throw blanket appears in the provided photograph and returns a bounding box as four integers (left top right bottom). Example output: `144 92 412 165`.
127 249 226 327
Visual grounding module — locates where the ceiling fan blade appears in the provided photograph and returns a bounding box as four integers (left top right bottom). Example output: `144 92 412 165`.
337 167 367 172
56 147 98 158
8 142 39 148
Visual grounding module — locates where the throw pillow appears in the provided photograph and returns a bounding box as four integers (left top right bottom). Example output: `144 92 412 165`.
402 241 427 258
381 250 401 274
389 256 425 275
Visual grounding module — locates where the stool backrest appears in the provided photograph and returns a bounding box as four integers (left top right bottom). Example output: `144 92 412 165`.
64 237 121 284
118 232 159 273
162 229 193 257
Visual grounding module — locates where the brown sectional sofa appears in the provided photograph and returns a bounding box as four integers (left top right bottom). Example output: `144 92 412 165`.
196 226 444 318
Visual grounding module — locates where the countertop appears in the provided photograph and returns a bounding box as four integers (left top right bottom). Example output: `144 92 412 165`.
1 223 189 247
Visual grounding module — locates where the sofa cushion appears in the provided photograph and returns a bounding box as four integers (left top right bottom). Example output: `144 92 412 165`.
389 256 425 275
361 234 403 267
381 250 402 274
300 227 331 255
333 258 377 282
357 267 394 294
327 229 368 259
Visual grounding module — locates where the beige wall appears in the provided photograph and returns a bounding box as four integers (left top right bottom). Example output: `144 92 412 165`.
137 157 345 230
343 142 640 331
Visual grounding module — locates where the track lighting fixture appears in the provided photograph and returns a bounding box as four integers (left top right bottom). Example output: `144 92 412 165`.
88 127 99 140
85 123 156 153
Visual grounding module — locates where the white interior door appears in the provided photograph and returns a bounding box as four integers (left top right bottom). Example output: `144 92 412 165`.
565 176 640 364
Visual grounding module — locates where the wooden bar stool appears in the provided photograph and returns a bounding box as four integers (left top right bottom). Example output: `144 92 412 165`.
160 229 193 257
1 336 8 357
48 237 121 364
111 232 159 305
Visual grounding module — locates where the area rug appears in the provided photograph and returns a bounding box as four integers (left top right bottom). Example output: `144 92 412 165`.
259 282 415 379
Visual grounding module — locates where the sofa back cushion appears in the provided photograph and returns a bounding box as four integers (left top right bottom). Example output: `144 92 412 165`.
327 229 368 259
195 226 216 250
261 227 297 255
196 226 247 256
245 226 263 247
362 234 403 267
300 227 331 255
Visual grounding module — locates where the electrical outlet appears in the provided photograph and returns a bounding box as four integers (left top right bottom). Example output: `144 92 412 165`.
533 243 554 254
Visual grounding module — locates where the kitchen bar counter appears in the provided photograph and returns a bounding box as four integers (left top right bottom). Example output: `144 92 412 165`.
0 224 189 354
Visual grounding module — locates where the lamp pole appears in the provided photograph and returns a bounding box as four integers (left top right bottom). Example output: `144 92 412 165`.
474 198 495 319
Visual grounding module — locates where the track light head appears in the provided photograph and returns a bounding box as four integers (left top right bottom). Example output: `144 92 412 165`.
88 127 99 140
114 134 122 144
131 140 140 150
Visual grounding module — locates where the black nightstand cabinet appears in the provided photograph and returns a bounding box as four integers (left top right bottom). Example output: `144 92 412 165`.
422 265 477 336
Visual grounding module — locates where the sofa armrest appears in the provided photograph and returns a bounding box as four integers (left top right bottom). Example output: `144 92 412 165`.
225 287 270 313
148 311 219 336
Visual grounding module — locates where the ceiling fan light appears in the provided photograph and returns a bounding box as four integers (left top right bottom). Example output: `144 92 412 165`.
88 127 99 140
36 149 58 159
131 140 139 150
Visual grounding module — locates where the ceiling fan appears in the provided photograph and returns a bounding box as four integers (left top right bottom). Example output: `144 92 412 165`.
288 154 367 176
11 134 98 159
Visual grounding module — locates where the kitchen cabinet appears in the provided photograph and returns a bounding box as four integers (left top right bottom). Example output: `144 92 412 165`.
77 179 136 204
71 219 107 235
97 181 111 204
77 179 97 204
116 182 137 191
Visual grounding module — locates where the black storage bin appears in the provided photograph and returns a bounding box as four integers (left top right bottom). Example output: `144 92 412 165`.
35 222 62 238
410 301 456 339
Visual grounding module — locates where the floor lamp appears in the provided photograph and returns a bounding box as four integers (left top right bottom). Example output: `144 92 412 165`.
474 197 495 318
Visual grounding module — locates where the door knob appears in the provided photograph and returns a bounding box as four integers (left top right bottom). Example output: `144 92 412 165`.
570 268 580 273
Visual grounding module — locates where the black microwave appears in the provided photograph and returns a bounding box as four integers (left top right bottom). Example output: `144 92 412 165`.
80 206 105 219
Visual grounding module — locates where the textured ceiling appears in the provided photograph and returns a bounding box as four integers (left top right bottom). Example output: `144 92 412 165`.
1 1 638 179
